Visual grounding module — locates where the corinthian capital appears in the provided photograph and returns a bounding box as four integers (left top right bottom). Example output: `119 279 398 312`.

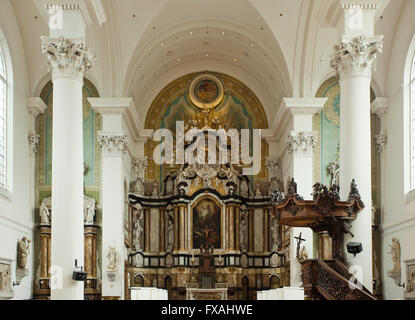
41 37 95 80
287 132 317 155
97 132 128 156
331 35 383 77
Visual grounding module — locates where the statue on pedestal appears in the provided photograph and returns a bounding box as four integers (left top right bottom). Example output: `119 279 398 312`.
17 237 31 270
84 196 96 225
239 206 249 252
133 206 144 251
388 238 401 272
39 202 50 225
106 246 118 271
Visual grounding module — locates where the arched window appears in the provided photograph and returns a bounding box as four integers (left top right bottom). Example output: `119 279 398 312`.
0 45 7 189
411 51 415 190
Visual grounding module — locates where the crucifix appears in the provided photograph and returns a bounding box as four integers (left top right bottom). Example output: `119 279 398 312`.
201 224 213 250
295 232 306 259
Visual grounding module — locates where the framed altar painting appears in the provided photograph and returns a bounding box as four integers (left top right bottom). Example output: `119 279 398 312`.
191 197 222 249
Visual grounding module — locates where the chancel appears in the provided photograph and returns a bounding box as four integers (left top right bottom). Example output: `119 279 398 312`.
0 0 415 302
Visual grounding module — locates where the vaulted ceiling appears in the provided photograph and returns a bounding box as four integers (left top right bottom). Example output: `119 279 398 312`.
9 0 403 128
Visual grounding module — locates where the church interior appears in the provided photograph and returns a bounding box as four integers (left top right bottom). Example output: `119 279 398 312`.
0 0 415 301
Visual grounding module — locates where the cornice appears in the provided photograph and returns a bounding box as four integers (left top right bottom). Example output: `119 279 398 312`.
88 97 133 115
283 98 326 115
34 0 97 27
371 97 389 118
27 97 47 118
89 97 153 142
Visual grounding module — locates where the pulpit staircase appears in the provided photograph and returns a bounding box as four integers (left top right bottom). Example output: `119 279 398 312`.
302 259 376 300
271 179 377 300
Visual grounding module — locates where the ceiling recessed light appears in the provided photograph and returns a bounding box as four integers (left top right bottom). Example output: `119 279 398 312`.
221 31 225 35
205 53 209 57
161 43 165 47
190 31 193 34
250 43 254 47
177 58 181 62
233 58 238 62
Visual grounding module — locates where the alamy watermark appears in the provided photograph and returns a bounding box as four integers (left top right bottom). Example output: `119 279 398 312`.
48 5 63 30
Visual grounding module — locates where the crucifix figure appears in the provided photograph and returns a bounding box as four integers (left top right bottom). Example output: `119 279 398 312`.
295 232 306 259
201 224 214 249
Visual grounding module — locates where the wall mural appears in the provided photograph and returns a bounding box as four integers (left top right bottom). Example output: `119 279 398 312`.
144 72 269 187
37 79 101 204
314 76 377 188
192 197 222 249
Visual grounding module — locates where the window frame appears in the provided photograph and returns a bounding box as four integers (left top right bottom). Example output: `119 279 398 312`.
0 44 7 192
411 50 415 191
0 35 12 200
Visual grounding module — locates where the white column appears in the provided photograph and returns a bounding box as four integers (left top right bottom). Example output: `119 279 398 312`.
331 3 384 290
27 98 47 220
283 98 325 287
90 98 133 300
40 5 94 300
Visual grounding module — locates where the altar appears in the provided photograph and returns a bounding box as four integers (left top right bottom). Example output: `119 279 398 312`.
186 283 228 300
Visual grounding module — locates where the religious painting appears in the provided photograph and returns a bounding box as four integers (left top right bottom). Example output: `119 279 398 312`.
192 197 222 249
0 260 13 299
188 73 224 109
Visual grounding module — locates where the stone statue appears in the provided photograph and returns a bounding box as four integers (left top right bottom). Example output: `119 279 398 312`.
239 206 249 252
133 206 144 251
17 237 31 270
84 196 96 225
265 158 282 195
39 202 50 225
240 179 249 197
130 158 147 195
152 181 159 198
298 245 308 263
107 246 118 271
287 178 297 195
167 218 174 252
328 162 339 186
166 177 174 195
388 238 401 272
254 182 262 199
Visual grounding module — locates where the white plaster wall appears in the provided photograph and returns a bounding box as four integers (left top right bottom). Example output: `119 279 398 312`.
0 0 33 300
381 0 415 300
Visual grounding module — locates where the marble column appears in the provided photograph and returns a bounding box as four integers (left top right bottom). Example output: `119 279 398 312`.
41 5 94 300
331 3 383 290
174 206 179 252
235 206 240 252
283 98 325 287
263 207 270 253
228 204 235 251
144 208 151 252
159 208 165 253
90 98 133 299
248 208 254 253
178 204 187 252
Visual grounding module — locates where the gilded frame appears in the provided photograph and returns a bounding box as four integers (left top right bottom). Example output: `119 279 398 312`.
190 195 223 250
